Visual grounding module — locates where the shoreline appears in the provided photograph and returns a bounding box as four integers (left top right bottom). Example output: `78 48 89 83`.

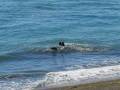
43 79 120 90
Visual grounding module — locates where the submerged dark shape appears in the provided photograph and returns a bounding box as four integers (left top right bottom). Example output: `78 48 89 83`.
50 47 58 51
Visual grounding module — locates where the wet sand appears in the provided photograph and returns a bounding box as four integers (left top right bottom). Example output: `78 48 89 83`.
41 79 120 90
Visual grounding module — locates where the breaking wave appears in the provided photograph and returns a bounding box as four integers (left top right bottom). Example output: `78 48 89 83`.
34 65 120 89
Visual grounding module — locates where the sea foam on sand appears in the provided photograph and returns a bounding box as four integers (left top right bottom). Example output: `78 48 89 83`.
42 65 120 88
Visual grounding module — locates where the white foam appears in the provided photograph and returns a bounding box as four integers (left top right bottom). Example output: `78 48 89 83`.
44 65 120 88
0 79 45 90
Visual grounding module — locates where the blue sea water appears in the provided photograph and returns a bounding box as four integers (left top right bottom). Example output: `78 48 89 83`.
0 0 120 89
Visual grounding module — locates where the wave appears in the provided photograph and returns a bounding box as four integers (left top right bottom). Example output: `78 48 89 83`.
0 42 113 62
27 43 110 54
35 65 120 89
0 42 117 63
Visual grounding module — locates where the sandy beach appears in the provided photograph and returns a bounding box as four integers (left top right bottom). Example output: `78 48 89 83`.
39 79 120 90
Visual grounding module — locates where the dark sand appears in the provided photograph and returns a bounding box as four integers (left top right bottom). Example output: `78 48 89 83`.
39 79 120 90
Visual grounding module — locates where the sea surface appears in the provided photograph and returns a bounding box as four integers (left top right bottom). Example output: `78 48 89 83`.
0 0 120 90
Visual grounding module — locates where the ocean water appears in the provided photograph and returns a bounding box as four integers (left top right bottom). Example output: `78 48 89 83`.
0 0 120 90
